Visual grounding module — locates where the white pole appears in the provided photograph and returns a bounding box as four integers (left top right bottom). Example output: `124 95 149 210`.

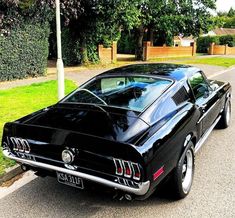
56 0 65 100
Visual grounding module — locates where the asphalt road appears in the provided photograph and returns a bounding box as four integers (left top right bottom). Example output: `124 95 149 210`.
0 68 235 218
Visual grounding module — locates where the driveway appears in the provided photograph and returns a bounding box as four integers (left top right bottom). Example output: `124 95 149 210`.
0 68 234 218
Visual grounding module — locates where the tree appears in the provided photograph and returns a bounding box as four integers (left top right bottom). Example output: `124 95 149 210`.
227 7 235 17
134 0 216 60
59 0 142 63
224 17 235 28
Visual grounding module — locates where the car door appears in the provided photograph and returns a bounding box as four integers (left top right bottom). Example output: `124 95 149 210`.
189 71 221 135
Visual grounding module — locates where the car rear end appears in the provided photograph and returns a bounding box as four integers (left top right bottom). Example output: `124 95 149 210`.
2 121 150 200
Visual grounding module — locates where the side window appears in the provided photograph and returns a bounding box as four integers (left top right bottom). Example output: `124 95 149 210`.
189 72 209 99
172 86 190 105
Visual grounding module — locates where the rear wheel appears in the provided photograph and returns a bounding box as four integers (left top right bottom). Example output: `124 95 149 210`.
170 141 195 199
217 100 231 129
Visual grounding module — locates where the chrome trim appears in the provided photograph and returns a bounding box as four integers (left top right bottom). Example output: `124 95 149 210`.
62 150 75 164
78 88 108 105
184 134 192 147
197 99 220 124
3 150 150 196
195 115 221 153
10 137 30 153
123 160 132 178
131 163 141 181
113 158 123 176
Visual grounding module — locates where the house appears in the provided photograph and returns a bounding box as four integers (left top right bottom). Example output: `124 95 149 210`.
173 35 195 47
202 28 235 36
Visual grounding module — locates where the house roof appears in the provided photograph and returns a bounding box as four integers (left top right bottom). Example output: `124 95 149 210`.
173 35 194 41
213 28 235 35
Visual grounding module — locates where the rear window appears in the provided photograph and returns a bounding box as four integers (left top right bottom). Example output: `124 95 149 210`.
63 76 172 112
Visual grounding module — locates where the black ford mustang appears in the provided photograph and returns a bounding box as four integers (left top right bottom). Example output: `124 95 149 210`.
1 64 231 200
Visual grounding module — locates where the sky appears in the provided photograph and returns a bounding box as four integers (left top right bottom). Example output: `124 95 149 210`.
216 0 235 12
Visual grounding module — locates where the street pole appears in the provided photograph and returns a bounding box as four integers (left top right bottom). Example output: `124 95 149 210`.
56 0 65 100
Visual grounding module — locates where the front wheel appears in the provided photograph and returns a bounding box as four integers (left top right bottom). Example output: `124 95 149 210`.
170 142 195 199
217 100 231 129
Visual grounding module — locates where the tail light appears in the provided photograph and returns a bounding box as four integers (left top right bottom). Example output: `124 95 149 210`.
113 158 123 175
113 158 141 181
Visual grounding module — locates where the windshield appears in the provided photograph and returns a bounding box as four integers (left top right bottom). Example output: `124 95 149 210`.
62 76 172 112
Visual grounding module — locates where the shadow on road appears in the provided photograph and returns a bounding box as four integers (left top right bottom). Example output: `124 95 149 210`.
0 176 177 217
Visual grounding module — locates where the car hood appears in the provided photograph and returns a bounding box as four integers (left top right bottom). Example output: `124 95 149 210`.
17 103 149 144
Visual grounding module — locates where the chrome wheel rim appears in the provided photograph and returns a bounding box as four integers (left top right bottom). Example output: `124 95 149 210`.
182 150 193 194
226 103 231 125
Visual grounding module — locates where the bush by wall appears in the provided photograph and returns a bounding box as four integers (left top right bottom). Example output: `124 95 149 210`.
118 31 135 54
0 22 50 81
197 35 235 53
196 36 220 53
219 35 235 47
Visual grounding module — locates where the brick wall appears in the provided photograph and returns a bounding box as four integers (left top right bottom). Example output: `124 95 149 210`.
209 43 235 55
98 42 117 63
143 41 196 61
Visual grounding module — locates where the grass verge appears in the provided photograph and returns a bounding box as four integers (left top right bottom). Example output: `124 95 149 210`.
180 57 235 67
0 80 77 175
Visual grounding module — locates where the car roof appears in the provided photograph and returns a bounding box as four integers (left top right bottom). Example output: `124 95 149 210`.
97 63 200 82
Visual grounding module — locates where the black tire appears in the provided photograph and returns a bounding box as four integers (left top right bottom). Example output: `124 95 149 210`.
217 100 231 129
170 141 195 200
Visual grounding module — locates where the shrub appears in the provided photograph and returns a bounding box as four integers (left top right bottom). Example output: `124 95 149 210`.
196 36 220 53
0 22 50 81
61 28 80 66
219 35 235 47
197 35 235 53
118 31 135 54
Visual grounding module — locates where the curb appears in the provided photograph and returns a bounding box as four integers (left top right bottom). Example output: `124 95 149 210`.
0 164 23 185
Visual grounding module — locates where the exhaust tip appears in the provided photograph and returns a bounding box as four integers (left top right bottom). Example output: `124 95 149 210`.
21 164 28 172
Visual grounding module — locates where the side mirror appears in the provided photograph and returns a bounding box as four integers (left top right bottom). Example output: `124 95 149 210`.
203 90 210 98
197 84 210 98
210 83 219 91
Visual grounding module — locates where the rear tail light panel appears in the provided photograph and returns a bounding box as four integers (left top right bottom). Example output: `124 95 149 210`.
123 160 132 178
113 158 123 176
113 158 141 181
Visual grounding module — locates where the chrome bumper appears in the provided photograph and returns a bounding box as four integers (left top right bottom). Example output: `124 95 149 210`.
3 150 150 196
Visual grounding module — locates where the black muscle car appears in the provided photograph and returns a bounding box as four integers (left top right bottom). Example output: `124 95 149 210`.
1 64 232 200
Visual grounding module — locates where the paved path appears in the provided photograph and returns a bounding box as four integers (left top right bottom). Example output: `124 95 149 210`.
0 64 228 90
0 68 234 218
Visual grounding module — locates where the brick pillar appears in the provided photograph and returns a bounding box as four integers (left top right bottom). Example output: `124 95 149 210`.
209 43 215 55
224 44 228 55
191 41 197 56
143 41 151 61
111 41 117 63
98 44 103 60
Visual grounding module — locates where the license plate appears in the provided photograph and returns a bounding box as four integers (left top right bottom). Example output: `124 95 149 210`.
56 172 84 189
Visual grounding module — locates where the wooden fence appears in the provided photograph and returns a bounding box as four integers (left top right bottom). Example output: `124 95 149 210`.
143 41 196 61
209 43 235 55
98 42 117 63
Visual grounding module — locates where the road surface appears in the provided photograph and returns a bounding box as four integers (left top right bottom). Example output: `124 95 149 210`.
0 68 234 218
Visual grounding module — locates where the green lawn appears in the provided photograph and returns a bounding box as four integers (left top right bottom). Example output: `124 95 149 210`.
180 57 235 68
0 80 77 175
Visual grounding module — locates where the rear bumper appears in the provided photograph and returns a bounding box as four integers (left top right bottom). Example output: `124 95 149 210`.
3 150 150 196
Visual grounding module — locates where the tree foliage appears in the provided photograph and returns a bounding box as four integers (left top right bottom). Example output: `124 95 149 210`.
1 0 218 63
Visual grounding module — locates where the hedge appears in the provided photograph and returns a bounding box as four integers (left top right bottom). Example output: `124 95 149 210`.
49 28 99 66
0 22 50 81
219 35 235 47
196 36 220 53
197 35 235 53
118 31 135 54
